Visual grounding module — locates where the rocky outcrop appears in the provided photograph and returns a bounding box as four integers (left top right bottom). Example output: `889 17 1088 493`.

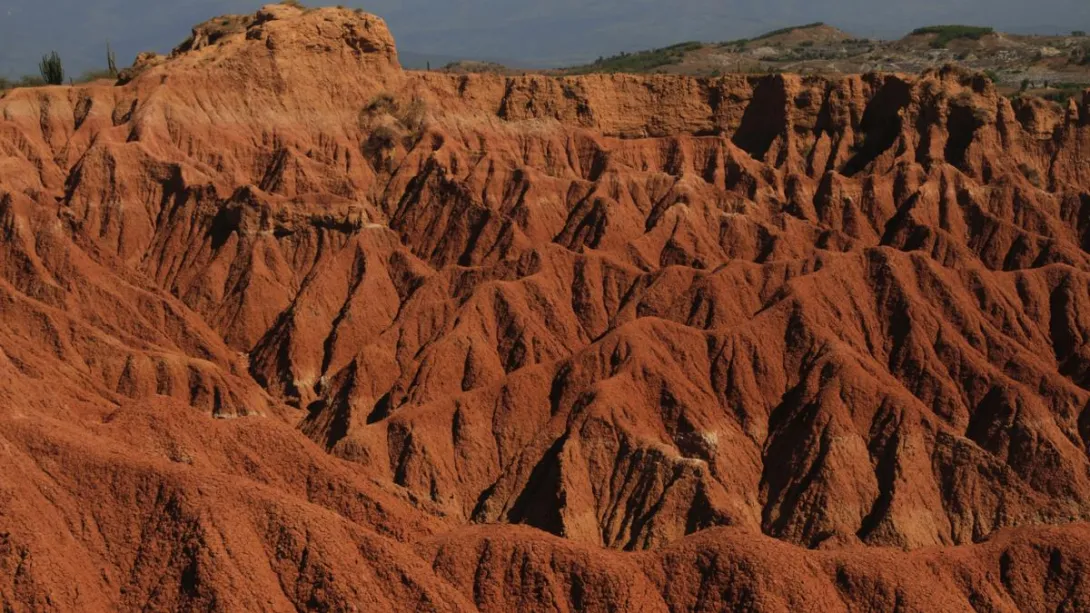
2 4 1090 611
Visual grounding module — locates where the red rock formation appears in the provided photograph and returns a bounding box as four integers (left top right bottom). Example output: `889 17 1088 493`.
2 4 1090 610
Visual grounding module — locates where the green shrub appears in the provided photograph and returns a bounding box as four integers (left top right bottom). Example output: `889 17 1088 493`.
718 39 750 50
1041 82 1088 103
0 75 48 91
911 25 994 48
751 22 826 41
39 51 64 85
17 75 46 87
562 41 703 74
76 69 117 83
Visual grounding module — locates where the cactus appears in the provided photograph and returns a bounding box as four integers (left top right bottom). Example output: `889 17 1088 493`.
107 42 118 78
39 51 64 85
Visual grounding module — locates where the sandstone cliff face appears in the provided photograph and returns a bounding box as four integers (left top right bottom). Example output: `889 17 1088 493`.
2 4 1090 611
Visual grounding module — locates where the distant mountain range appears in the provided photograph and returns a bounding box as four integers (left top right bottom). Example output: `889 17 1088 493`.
0 0 1088 76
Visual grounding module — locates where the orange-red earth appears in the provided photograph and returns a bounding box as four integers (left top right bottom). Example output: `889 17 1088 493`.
2 4 1090 611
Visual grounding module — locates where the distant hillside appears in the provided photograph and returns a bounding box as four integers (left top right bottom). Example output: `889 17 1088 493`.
560 23 857 75
726 22 856 47
561 42 704 75
907 25 996 48
555 22 1090 93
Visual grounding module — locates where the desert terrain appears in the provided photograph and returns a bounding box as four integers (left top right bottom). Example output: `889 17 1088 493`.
1 4 1090 611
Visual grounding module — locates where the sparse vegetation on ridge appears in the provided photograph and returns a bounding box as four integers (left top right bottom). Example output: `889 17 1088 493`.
75 69 117 83
752 22 827 42
544 20 1087 100
561 41 702 75
1041 82 1088 102
910 25 995 48
0 75 45 92
718 22 832 48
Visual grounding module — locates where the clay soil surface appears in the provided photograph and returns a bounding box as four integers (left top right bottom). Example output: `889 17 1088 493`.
2 4 1090 611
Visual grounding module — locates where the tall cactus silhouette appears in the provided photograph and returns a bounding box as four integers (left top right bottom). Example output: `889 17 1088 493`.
107 41 118 78
39 51 63 85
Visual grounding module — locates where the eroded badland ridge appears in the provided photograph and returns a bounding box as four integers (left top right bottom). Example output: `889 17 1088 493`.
2 3 1090 611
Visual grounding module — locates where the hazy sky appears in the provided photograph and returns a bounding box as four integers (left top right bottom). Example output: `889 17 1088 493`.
1 0 1089 76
